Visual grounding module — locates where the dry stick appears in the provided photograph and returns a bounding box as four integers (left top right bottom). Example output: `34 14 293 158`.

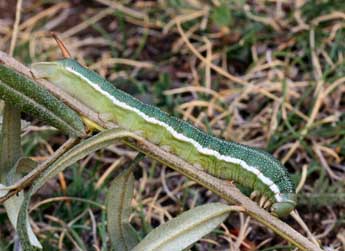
0 51 323 251
9 0 23 56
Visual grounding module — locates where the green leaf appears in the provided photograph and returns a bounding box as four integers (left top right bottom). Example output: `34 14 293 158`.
7 191 42 250
0 105 21 179
211 3 232 27
107 153 144 251
0 65 85 137
0 104 41 249
131 203 232 251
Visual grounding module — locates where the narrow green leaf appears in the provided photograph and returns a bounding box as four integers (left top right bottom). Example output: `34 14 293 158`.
0 65 85 137
131 203 232 251
6 192 42 250
107 153 144 251
0 105 21 180
0 104 41 249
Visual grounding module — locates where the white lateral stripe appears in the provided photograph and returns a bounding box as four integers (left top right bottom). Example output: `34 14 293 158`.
258 173 273 186
66 67 283 202
270 183 280 194
252 168 261 176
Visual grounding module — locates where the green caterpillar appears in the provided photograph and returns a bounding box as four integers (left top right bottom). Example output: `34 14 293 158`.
31 59 297 217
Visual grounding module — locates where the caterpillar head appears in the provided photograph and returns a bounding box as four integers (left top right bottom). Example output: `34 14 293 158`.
271 193 297 217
